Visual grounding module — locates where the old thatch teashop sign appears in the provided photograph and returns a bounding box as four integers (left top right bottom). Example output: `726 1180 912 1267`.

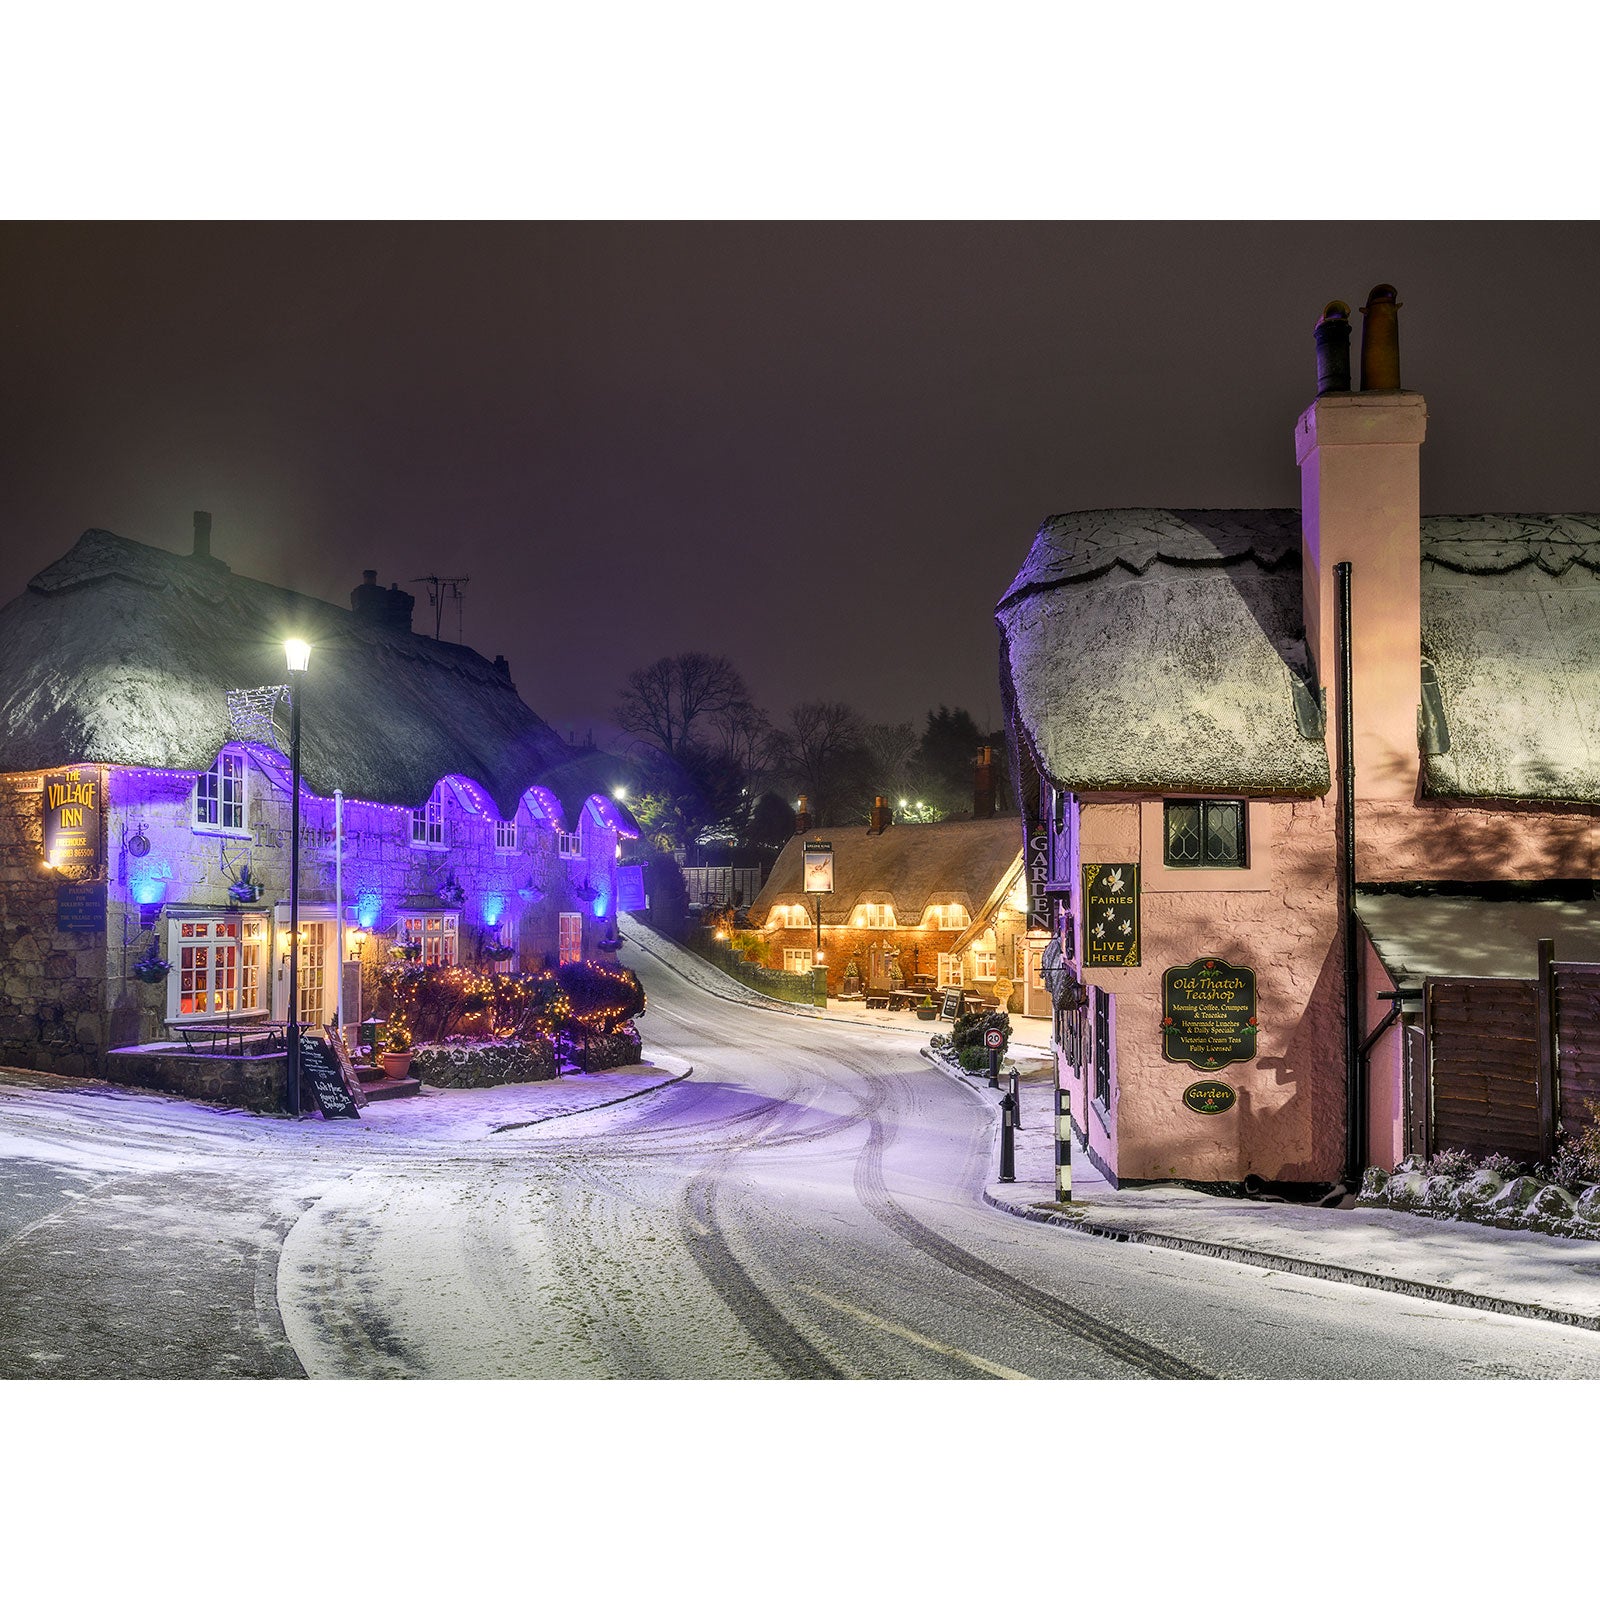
1162 957 1257 1070
42 768 102 875
1082 863 1139 967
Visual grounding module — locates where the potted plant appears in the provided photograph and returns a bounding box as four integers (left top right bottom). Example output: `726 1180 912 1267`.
378 1019 415 1079
227 865 262 904
916 996 939 1022
130 938 171 985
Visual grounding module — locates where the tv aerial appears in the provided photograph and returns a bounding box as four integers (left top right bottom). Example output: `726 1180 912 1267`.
411 573 470 641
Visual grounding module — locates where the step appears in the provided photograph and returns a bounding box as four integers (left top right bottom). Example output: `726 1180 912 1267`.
360 1075 421 1102
354 1064 390 1084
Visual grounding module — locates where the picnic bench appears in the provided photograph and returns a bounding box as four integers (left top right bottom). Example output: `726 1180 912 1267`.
170 1016 285 1056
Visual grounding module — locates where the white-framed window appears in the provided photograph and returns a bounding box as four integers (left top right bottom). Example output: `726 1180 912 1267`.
411 788 446 848
559 912 583 966
859 903 896 929
938 952 964 987
397 913 458 965
494 817 518 851
783 947 815 974
972 946 998 982
770 903 810 928
557 830 583 859
193 752 248 834
928 902 969 930
166 915 266 1018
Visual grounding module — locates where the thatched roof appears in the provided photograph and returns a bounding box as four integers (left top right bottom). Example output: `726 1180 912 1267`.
1420 515 1600 803
749 815 1022 929
999 508 1600 806
998 509 1330 797
0 528 590 819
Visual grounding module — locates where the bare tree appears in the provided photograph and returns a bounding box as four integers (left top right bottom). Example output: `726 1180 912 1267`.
861 721 918 804
774 701 871 823
615 652 749 761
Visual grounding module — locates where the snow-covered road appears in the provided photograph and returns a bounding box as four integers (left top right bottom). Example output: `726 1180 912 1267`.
7 940 1600 1377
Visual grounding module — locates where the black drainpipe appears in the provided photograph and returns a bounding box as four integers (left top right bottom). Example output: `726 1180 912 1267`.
1336 561 1363 1183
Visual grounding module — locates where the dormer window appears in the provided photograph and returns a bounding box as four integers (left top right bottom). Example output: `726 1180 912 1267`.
494 817 518 851
411 787 446 848
927 902 969 931
770 903 810 928
858 903 896 929
557 830 583 859
194 751 248 835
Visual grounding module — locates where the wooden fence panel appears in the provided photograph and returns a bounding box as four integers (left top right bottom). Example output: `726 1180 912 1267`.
1554 963 1600 1132
1427 977 1543 1163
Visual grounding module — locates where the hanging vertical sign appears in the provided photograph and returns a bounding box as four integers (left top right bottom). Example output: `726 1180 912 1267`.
1082 863 1139 967
1026 828 1053 932
802 840 834 895
42 768 103 875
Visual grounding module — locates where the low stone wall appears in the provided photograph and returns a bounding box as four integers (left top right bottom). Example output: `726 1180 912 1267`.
412 1038 557 1088
103 1046 286 1113
1360 1163 1600 1239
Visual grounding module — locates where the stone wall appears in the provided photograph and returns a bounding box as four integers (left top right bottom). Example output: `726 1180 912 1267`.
0 769 113 1074
102 1046 286 1112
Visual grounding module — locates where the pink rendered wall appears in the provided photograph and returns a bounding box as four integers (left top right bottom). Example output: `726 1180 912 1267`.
1361 929 1406 1171
1358 800 1597 881
1079 796 1346 1184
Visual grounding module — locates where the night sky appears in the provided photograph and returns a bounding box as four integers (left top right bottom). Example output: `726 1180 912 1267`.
5 221 1599 745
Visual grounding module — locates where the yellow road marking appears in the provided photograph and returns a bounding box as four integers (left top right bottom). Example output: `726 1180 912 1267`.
800 1286 1031 1379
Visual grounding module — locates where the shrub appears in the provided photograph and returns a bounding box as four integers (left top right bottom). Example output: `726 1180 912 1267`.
957 1045 994 1076
1424 1148 1477 1181
1481 1152 1525 1179
952 1008 1010 1055
556 961 646 1033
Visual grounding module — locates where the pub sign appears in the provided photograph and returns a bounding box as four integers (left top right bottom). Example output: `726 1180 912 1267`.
42 768 103 876
802 840 834 895
1082 863 1139 967
1162 957 1258 1069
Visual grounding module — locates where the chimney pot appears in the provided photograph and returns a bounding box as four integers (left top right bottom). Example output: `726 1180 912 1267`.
1314 300 1352 396
1359 284 1402 391
973 745 997 819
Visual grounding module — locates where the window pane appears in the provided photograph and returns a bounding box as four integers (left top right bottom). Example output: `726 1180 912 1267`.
1165 802 1202 865
1203 802 1243 866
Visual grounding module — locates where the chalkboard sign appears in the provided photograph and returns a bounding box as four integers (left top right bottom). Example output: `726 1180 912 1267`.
940 987 963 1021
298 1033 361 1119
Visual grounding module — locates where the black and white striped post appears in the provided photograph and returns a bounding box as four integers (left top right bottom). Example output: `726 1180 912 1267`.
1055 1058 1072 1202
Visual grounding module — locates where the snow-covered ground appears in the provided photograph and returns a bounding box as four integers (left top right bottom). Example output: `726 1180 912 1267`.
7 939 1600 1378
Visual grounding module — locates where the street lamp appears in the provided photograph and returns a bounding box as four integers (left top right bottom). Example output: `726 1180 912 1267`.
284 638 310 1115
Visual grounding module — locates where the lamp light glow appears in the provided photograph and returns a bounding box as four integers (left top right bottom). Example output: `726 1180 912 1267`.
284 638 312 673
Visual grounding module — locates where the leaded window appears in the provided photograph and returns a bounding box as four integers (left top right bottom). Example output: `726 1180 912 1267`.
1163 799 1247 869
1094 988 1112 1105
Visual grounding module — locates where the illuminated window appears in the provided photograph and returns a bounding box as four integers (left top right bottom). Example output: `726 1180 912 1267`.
166 916 265 1017
859 903 896 929
194 752 247 834
938 952 964 986
1163 800 1246 868
559 912 583 965
771 904 810 928
928 903 969 931
557 830 583 859
398 913 458 965
783 947 815 974
494 817 518 851
411 788 446 848
973 947 998 982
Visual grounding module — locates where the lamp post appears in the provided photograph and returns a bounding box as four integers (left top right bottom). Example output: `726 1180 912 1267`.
284 638 311 1115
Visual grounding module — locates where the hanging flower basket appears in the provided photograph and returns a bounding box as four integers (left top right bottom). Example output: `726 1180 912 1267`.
228 879 262 904
131 939 171 985
597 936 624 954
395 940 423 962
437 878 466 908
482 941 515 964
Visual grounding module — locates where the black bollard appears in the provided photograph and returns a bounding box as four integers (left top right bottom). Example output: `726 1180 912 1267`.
999 1092 1016 1182
987 1045 1000 1088
1008 1068 1022 1129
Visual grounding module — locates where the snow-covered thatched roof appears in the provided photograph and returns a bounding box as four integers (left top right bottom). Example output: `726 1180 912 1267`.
999 508 1600 806
0 528 588 820
749 815 1023 929
997 509 1330 798
1357 891 1600 983
1420 515 1600 804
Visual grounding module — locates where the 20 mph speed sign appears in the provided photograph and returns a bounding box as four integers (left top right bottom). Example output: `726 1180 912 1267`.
984 1028 1004 1051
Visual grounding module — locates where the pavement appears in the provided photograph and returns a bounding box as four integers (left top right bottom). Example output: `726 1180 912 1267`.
931 1052 1600 1335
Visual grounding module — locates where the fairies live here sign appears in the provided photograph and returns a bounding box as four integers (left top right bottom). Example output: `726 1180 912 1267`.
1082 864 1138 967
1162 957 1257 1070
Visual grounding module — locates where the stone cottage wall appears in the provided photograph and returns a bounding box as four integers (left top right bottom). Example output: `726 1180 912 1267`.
0 769 112 1074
